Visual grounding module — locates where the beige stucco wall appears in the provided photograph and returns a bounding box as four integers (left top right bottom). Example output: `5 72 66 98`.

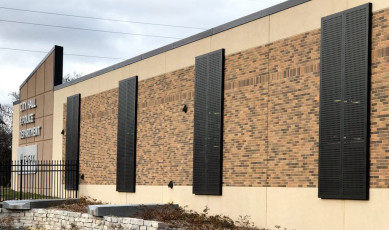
348 0 389 11
78 185 389 230
12 104 19 161
267 188 389 230
79 185 268 229
210 17 270 55
16 50 57 161
269 0 389 42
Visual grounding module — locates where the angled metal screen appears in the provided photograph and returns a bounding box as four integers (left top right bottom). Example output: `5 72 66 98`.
319 3 371 200
116 76 138 192
193 49 224 195
342 5 370 200
319 13 343 199
65 94 81 190
193 55 208 195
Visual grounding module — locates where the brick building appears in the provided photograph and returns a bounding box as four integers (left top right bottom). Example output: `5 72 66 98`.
12 0 389 229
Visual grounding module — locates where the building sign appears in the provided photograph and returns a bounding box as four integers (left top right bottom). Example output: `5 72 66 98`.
19 98 41 139
20 99 36 111
20 114 35 125
17 145 37 174
20 127 41 139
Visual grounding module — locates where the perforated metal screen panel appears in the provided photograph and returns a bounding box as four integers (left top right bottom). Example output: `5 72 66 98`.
65 94 80 190
193 49 224 195
319 14 343 199
342 5 370 200
193 55 208 194
116 76 138 192
319 3 371 200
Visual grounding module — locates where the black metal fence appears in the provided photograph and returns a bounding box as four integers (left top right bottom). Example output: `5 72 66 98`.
0 160 78 201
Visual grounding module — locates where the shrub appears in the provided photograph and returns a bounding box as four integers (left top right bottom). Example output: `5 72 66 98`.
134 203 260 230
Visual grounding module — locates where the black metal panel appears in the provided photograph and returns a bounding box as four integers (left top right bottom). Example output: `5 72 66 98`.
65 94 81 190
206 51 224 195
193 49 224 195
193 54 208 195
319 13 343 199
116 76 138 193
319 3 370 200
342 4 371 200
53 45 63 87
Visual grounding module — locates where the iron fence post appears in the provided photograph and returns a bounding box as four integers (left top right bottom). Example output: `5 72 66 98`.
19 160 23 200
0 160 79 201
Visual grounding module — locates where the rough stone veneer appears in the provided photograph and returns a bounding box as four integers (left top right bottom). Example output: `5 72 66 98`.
0 208 170 230
63 8 389 188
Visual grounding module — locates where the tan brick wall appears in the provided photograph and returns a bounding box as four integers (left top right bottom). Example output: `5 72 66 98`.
266 30 321 188
63 8 389 188
370 8 389 188
137 67 195 186
79 89 118 185
223 46 270 187
64 67 195 186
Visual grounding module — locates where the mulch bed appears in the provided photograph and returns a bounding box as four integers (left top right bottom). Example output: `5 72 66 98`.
132 204 259 230
50 197 260 229
49 196 103 213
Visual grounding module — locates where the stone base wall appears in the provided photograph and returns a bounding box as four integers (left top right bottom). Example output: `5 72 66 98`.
0 208 170 230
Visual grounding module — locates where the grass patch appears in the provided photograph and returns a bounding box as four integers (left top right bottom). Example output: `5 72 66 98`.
0 187 55 201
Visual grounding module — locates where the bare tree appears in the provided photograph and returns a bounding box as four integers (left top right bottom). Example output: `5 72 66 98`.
8 91 20 102
0 104 12 186
63 72 83 83
0 104 12 132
